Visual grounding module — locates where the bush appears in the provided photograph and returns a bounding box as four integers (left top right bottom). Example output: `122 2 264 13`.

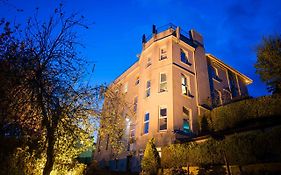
199 95 281 132
161 126 281 168
141 138 161 175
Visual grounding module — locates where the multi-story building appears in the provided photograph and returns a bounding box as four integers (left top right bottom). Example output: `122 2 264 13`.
94 24 252 172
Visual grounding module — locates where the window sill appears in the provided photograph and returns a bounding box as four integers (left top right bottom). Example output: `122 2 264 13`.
159 130 167 132
181 61 192 66
182 93 194 98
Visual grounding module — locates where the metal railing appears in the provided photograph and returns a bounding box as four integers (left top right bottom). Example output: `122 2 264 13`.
144 23 190 42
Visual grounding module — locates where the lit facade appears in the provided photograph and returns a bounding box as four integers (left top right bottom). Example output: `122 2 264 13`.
94 24 252 172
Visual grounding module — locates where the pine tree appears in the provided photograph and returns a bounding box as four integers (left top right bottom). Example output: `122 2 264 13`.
141 138 161 175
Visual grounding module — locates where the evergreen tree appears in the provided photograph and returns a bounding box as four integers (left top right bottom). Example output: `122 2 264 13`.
255 35 281 94
141 138 161 175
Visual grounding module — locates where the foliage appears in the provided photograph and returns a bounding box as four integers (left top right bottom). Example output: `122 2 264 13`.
0 5 100 175
141 138 161 175
255 35 281 94
161 144 188 168
99 83 135 157
199 95 281 132
161 126 281 168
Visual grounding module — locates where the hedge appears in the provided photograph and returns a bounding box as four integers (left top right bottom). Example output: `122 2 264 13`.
199 95 281 132
161 126 281 167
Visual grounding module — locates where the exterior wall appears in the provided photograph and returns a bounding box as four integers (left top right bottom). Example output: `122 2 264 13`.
136 35 175 151
94 26 252 173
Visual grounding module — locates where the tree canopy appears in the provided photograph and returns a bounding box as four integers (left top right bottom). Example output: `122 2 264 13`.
255 35 281 94
0 5 101 175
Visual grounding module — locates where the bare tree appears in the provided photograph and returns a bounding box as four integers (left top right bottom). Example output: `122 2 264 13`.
0 5 101 175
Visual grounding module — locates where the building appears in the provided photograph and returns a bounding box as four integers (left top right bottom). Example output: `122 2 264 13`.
94 24 252 172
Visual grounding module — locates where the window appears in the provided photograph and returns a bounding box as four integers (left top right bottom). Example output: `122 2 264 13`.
211 66 220 81
159 73 167 92
213 90 222 106
135 76 140 85
181 74 191 96
133 96 138 112
183 107 191 133
160 48 167 60
180 49 190 64
144 113 149 134
146 80 151 97
146 57 151 67
222 90 232 104
124 82 128 93
159 107 167 131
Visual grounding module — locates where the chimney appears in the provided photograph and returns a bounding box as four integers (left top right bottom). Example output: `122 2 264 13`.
152 24 157 34
189 29 204 46
176 26 180 39
142 34 146 44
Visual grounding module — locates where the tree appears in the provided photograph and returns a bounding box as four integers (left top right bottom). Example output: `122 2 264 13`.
0 5 101 175
255 35 281 94
141 138 161 175
98 83 135 157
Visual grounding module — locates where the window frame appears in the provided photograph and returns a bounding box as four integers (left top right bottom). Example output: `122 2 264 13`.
159 73 167 92
143 112 150 134
159 47 167 60
180 49 191 65
182 106 191 133
181 74 191 96
145 80 151 97
159 106 168 131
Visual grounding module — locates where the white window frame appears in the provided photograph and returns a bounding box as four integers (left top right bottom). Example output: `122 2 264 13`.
181 74 191 96
159 106 167 131
146 80 151 97
143 112 150 134
159 73 167 92
182 106 191 132
159 47 167 60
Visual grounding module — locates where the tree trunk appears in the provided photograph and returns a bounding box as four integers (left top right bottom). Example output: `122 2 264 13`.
43 127 56 175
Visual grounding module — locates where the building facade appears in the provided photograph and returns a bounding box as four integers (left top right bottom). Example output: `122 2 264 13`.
94 24 252 172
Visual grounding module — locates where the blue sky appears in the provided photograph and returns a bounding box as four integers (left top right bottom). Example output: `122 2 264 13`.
1 0 281 97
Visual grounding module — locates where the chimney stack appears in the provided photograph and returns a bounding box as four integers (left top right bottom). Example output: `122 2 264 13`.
152 24 157 34
189 29 204 46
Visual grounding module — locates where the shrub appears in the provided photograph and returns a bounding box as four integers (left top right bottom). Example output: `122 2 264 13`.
141 138 161 175
199 95 281 132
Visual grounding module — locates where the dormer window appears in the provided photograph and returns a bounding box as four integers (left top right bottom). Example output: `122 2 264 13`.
160 48 167 60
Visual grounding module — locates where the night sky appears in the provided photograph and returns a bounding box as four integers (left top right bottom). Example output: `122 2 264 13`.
1 0 281 97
